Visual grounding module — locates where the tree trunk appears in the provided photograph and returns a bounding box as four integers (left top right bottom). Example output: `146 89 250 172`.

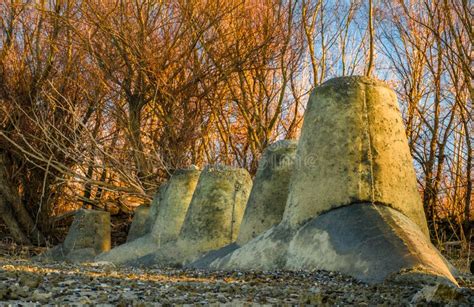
365 0 375 77
0 194 31 245
0 153 46 245
462 113 472 236
83 163 95 208
129 99 150 181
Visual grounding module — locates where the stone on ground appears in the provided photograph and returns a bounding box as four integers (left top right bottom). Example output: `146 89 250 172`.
37 209 110 262
126 204 150 242
96 166 201 264
130 165 252 267
411 283 464 304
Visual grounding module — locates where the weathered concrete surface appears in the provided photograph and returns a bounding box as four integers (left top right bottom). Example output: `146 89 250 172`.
188 243 240 269
208 224 294 270
282 76 429 236
190 140 297 268
129 165 252 267
95 235 160 265
149 166 201 244
145 191 160 233
96 167 200 264
178 165 252 255
63 209 111 254
37 209 111 262
126 204 150 242
206 76 455 285
64 248 97 263
286 203 457 285
236 140 297 245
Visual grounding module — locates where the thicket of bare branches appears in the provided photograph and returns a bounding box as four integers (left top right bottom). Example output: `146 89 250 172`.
0 0 471 250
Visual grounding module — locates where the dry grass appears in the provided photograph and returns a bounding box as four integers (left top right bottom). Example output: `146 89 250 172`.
0 239 46 260
441 241 473 273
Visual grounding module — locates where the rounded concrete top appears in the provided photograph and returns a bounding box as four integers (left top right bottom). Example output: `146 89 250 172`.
203 164 249 173
266 139 298 153
187 164 200 170
282 75 429 236
320 76 391 89
173 165 201 176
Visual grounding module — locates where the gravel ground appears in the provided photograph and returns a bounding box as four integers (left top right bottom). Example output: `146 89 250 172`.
0 257 473 306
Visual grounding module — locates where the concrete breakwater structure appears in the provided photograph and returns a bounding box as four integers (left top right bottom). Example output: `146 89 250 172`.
126 190 162 243
130 165 252 267
189 140 298 268
126 204 150 243
207 76 457 285
96 166 201 264
39 76 458 287
236 140 298 245
37 209 111 262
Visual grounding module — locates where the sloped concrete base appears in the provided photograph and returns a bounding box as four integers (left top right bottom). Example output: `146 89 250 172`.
188 243 239 269
95 235 159 264
126 240 201 267
208 224 294 270
207 203 457 285
286 203 457 285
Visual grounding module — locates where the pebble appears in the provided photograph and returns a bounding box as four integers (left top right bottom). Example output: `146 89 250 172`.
0 258 472 305
31 290 53 303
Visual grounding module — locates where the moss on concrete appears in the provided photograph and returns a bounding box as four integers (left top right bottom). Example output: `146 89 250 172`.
282 76 429 236
126 204 150 242
38 209 111 262
150 166 201 244
237 140 297 245
96 166 200 264
130 165 253 266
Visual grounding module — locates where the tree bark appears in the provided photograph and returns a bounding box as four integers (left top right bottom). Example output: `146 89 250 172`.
365 0 375 77
0 153 45 245
129 99 150 181
0 194 31 245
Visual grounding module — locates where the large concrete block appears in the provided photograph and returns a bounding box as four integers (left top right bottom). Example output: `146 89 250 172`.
130 165 252 266
208 224 294 270
126 204 150 242
37 209 111 262
190 140 297 268
96 166 200 264
286 203 456 285
63 209 111 254
123 188 162 243
207 76 455 285
282 76 429 236
237 140 297 245
145 191 160 232
150 166 201 244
